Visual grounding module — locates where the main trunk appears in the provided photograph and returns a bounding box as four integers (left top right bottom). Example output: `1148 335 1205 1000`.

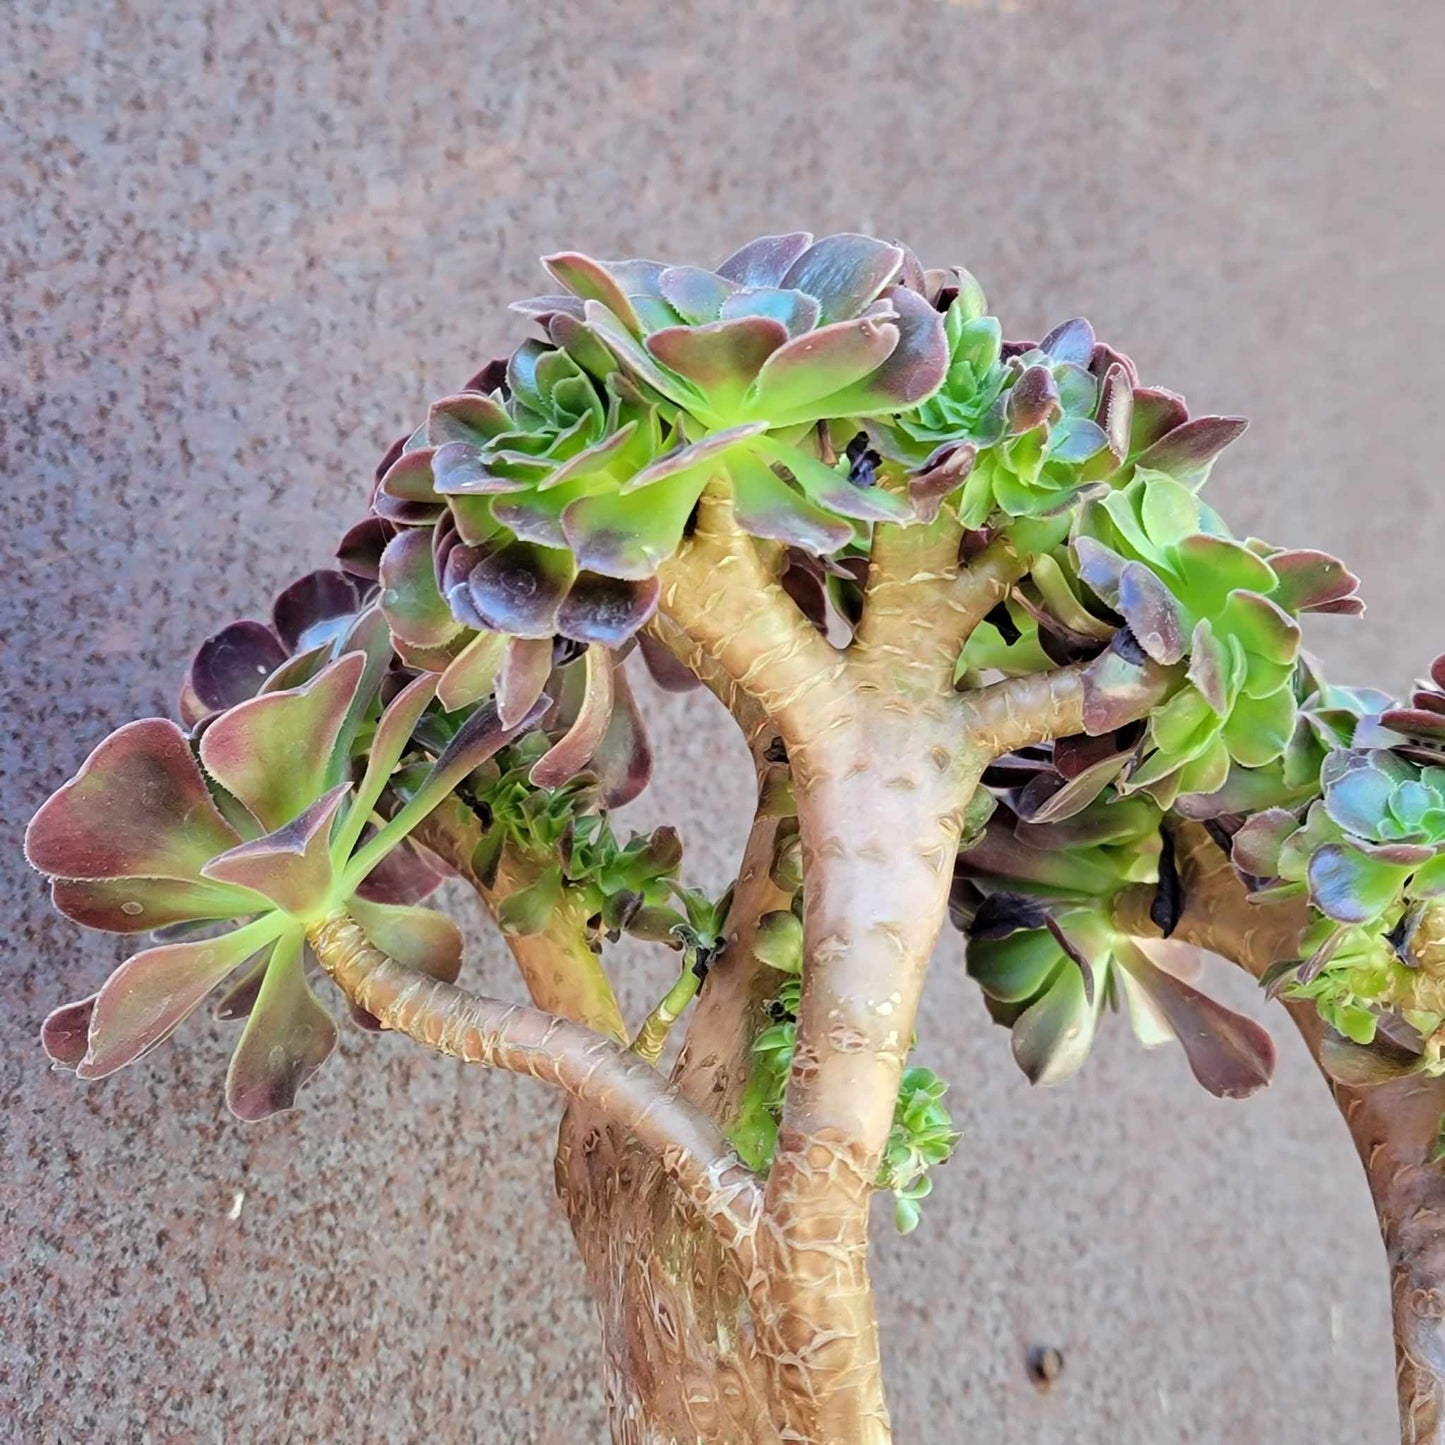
555 1105 783 1444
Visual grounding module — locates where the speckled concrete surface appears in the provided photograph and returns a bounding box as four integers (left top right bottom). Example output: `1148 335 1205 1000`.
2 1 1441 1440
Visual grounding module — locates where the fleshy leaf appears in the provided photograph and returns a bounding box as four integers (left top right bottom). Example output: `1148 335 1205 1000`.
379 527 461 649
1010 963 1096 1086
436 632 507 712
201 785 350 916
187 621 288 715
542 252 644 334
272 571 359 652
50 874 264 934
27 719 242 882
41 994 97 1068
1133 416 1247 481
557 572 660 647
592 663 654 807
644 322 786 408
1117 562 1186 664
1115 941 1275 1098
497 638 555 729
563 474 707 580
715 232 814 288
467 542 576 638
349 896 463 983
727 448 855 554
778 233 904 323
531 645 615 788
199 653 364 832
76 919 279 1079
1308 843 1411 924
224 931 337 1121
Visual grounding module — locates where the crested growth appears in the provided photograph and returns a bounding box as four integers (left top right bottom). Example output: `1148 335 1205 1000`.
23 230 1444 1445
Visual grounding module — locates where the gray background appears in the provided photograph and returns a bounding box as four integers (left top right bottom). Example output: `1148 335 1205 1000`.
2 1 1441 1440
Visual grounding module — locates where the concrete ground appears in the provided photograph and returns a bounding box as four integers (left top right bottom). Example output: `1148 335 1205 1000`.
2 1 1442 1440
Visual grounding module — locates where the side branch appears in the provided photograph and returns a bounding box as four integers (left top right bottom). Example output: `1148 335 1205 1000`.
958 662 1087 755
657 487 849 751
1129 824 1445 1445
308 910 762 1255
858 524 1024 695
412 801 627 1042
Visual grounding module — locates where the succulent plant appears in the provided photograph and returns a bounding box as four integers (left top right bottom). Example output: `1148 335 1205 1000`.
516 232 950 550
877 1067 962 1235
953 777 1275 1096
457 731 685 946
1071 471 1360 805
25 653 544 1118
1231 745 1445 1056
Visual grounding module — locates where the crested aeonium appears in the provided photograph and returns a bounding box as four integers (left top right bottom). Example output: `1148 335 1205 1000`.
23 230 1445 1445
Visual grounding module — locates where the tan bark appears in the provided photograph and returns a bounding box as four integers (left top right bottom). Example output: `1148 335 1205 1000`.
1123 824 1445 1445
307 910 762 1255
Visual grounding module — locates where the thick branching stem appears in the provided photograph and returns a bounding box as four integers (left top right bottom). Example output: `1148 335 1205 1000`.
308 910 762 1257
657 489 846 752
756 711 983 1442
412 801 627 1042
858 518 1023 696
1129 825 1445 1445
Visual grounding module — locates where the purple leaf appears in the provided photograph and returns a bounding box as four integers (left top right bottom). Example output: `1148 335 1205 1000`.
76 923 273 1079
224 931 337 1120
715 232 814 288
744 312 900 423
1117 562 1186 664
908 444 976 523
496 637 555 729
779 233 905 322
1134 415 1247 479
272 570 360 653
637 634 702 693
557 572 660 647
27 719 242 882
818 286 949 414
1007 365 1060 433
1308 843 1409 924
530 646 615 788
187 622 288 715
430 441 525 496
199 653 365 832
379 527 461 648
352 837 446 905
592 662 654 807
1115 941 1276 1099
335 516 394 584
467 542 575 639
202 785 350 916
1128 388 1190 454
50 874 263 934
718 286 821 336
427 391 510 447
41 994 97 1068
1267 549 1362 615
378 447 441 504
656 265 739 325
1039 317 1095 366
542 252 644 333
1231 808 1299 878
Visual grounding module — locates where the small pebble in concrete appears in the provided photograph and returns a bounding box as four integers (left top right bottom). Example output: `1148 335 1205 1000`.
1026 1344 1064 1390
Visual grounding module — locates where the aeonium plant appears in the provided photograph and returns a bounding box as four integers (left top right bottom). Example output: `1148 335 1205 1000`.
22 231 1445 1445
